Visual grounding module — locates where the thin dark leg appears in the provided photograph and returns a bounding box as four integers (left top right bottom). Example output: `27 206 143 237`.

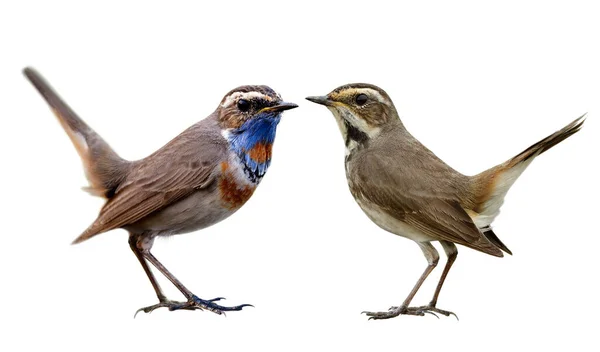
128 235 167 302
132 238 252 316
400 242 440 307
416 240 459 319
142 250 194 299
430 241 458 307
363 242 440 320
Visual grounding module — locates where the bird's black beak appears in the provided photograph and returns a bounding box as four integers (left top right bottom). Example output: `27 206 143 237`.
305 96 334 107
260 102 299 113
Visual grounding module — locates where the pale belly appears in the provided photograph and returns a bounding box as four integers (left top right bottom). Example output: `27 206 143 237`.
355 198 436 243
126 182 237 235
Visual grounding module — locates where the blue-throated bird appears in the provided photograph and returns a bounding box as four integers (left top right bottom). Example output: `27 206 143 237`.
307 83 584 319
24 67 298 316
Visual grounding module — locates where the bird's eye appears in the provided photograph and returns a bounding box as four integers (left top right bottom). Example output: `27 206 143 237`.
355 94 368 106
237 99 251 112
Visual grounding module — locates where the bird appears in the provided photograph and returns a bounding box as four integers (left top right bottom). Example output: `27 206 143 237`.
306 83 584 319
23 67 298 316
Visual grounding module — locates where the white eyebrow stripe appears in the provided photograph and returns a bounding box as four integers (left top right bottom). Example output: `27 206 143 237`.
353 88 387 104
221 91 274 108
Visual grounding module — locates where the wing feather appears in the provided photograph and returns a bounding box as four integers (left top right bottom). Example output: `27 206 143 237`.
73 120 226 243
351 151 502 256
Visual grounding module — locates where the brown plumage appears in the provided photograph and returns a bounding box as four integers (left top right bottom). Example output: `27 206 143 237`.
470 116 585 226
349 144 503 257
24 67 297 315
74 120 226 244
307 84 584 319
24 68 129 198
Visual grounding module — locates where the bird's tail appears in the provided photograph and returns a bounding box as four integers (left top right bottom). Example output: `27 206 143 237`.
469 115 585 231
502 115 585 168
23 67 130 199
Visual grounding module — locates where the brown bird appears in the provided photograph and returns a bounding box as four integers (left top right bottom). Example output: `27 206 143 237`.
24 67 298 316
307 84 584 319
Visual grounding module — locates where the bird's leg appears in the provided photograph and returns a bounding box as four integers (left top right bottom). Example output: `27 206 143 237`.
363 242 439 320
416 241 459 319
132 235 252 316
128 235 168 303
129 234 190 317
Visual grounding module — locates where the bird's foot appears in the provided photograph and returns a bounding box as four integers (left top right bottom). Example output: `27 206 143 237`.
362 305 442 320
416 304 459 320
134 299 186 317
173 295 254 315
134 296 253 317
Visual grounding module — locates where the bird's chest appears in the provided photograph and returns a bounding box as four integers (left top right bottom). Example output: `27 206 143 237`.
344 152 363 183
217 152 266 210
218 118 277 209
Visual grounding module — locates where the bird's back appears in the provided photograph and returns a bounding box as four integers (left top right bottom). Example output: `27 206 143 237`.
77 114 233 241
346 122 503 256
347 122 471 202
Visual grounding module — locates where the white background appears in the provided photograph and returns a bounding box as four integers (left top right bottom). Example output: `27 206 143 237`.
1 0 599 351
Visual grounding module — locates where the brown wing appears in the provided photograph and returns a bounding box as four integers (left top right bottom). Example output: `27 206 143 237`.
73 120 227 243
352 150 502 257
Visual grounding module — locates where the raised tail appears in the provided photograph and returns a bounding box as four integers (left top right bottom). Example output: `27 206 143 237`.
23 67 130 199
469 115 585 240
504 115 585 168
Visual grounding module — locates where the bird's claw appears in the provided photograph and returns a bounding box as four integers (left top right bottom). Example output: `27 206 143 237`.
362 306 419 320
177 295 254 315
208 297 226 302
416 305 459 320
363 305 456 320
134 295 253 317
134 300 182 318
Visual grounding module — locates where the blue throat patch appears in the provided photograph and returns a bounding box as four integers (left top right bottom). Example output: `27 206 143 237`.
227 113 281 183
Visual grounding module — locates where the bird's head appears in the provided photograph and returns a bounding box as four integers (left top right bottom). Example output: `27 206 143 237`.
218 85 297 182
218 85 297 131
306 83 399 149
